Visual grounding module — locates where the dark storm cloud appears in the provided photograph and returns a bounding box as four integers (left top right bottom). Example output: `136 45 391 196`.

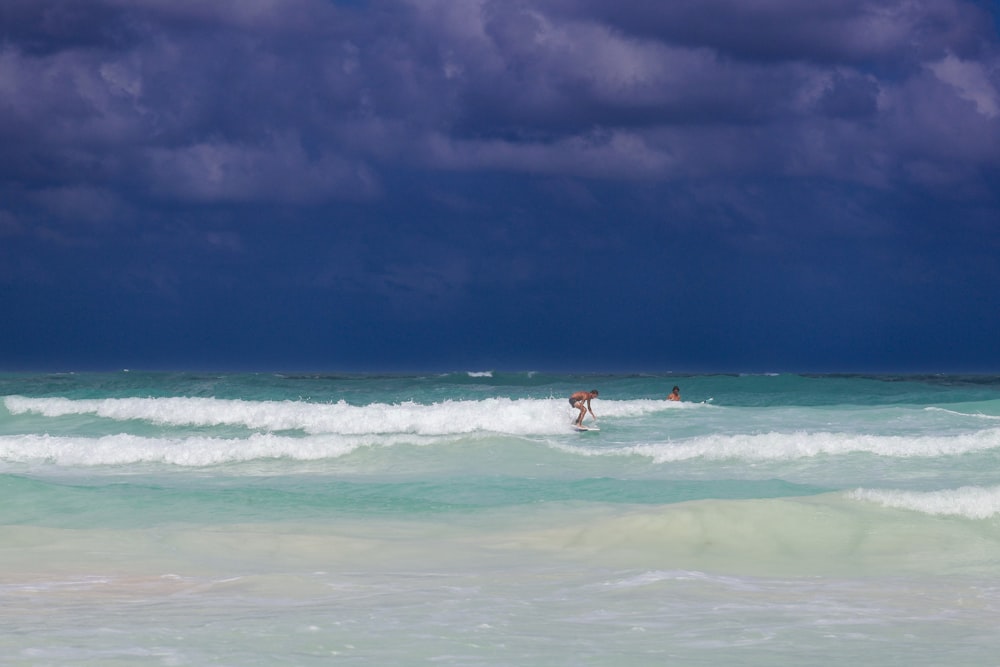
544 0 995 64
1 0 999 370
1 0 997 201
1 0 380 203
0 0 135 55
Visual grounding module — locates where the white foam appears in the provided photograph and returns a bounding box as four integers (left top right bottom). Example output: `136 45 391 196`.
849 485 1000 519
3 395 677 437
925 406 1000 420
0 432 443 466
559 428 1000 462
600 570 766 592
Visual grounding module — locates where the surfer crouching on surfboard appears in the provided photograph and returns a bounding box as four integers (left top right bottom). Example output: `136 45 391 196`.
569 390 598 427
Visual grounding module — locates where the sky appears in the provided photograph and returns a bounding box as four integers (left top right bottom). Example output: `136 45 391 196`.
2 0 999 373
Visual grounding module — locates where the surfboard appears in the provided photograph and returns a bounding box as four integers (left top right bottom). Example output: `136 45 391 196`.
572 424 600 432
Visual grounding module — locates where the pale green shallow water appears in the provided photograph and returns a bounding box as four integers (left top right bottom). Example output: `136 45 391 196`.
2 371 1000 665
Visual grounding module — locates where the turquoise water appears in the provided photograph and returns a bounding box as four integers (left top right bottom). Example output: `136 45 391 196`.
2 371 1000 664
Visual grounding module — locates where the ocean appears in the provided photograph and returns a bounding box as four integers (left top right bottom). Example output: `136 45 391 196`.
2 370 1000 665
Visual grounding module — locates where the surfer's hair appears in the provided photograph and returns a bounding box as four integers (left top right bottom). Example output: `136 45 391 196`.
591 389 598 395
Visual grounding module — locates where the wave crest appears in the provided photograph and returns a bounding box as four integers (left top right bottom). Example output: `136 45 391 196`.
850 485 1000 520
4 395 673 436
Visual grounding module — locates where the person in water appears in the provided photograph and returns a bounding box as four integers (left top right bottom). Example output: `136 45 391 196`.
666 386 681 401
569 389 598 426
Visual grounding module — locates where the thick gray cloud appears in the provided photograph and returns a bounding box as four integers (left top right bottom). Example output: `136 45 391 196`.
544 0 995 63
1 0 997 206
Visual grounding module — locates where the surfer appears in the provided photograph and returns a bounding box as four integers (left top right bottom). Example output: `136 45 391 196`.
666 386 681 401
569 389 598 426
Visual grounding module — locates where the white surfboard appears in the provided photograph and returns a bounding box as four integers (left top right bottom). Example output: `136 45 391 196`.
572 424 600 432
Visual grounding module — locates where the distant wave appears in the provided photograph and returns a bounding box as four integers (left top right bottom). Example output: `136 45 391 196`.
3 395 676 437
0 432 471 466
850 485 1000 520
7 395 1000 465
560 428 1000 462
925 406 1000 420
